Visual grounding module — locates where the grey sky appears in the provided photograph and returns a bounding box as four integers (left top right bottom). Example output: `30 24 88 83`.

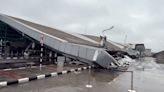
0 0 164 52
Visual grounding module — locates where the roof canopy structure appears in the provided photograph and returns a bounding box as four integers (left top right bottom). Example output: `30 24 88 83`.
0 14 124 68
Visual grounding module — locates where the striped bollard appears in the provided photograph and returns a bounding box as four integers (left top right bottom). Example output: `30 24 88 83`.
40 35 44 70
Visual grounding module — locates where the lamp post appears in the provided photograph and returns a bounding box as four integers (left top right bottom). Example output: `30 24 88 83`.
102 26 114 36
100 26 114 48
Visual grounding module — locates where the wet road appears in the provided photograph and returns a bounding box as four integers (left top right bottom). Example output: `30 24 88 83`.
1 57 164 92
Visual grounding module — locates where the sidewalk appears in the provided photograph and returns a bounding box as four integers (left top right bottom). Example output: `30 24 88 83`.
0 64 86 82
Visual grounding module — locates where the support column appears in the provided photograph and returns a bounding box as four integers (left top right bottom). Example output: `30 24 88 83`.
57 56 65 72
49 51 52 64
51 52 55 64
54 53 57 64
0 39 2 59
40 35 44 70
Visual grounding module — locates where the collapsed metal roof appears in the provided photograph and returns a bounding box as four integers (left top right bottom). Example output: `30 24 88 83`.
0 13 124 68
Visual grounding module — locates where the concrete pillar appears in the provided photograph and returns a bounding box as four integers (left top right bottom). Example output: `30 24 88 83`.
51 52 55 64
24 52 29 59
0 39 2 59
53 53 57 64
4 46 10 58
57 56 65 72
49 51 52 64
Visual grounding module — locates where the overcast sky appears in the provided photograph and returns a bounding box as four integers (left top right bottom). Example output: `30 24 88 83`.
0 0 164 52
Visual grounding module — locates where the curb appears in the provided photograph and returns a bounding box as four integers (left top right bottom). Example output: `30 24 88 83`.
0 66 91 87
0 62 85 71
